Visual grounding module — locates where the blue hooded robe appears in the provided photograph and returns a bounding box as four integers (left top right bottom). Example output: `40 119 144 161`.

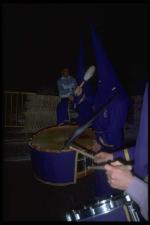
91 24 131 152
90 24 132 198
113 82 148 180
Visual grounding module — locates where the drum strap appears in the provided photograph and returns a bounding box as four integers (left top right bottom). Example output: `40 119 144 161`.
124 148 130 161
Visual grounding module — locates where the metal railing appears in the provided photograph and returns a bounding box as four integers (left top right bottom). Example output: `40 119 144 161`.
4 91 36 128
3 91 60 130
4 91 143 131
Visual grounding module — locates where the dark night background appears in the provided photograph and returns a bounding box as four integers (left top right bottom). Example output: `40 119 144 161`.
2 3 148 95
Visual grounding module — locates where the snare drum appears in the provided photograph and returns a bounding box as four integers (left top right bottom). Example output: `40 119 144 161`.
65 194 140 221
29 125 94 185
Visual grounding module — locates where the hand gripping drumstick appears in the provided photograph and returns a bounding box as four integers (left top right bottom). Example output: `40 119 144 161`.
79 65 96 88
87 164 132 171
88 160 133 170
69 146 133 170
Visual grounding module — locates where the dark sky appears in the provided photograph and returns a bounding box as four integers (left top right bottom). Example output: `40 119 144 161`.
2 3 148 95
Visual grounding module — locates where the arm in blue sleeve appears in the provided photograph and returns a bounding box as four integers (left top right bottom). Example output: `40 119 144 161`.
97 99 130 146
113 146 135 161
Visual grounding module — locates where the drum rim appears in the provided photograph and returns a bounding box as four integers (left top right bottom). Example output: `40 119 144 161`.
65 194 125 221
29 124 79 152
29 124 94 152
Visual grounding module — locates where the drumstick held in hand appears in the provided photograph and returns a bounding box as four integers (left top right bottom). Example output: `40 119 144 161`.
69 146 133 170
88 164 132 171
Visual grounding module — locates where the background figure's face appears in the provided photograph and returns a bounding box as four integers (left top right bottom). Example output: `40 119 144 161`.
62 68 69 77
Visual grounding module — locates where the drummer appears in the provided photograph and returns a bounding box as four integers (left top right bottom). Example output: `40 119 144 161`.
74 25 132 198
56 67 77 126
94 83 148 221
74 80 131 198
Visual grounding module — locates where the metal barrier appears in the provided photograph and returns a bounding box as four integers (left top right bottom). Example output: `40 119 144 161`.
4 91 36 128
4 91 143 131
23 93 59 132
4 91 60 130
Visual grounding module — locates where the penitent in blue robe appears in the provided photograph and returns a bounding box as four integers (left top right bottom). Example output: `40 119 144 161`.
92 85 132 198
113 82 148 180
90 23 132 198
90 23 132 150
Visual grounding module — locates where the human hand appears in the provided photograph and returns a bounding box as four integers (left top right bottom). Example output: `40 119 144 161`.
74 86 83 96
91 140 102 152
94 152 113 164
104 161 133 190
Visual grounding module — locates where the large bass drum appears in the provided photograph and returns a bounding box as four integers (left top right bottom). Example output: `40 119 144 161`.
29 124 95 186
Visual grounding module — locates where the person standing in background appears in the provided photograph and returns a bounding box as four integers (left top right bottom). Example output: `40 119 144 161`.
56 67 77 126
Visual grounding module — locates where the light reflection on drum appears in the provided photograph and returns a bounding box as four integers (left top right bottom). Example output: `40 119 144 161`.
65 194 141 221
29 125 95 185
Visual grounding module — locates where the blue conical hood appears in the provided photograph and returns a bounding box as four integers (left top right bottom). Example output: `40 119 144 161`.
90 24 130 109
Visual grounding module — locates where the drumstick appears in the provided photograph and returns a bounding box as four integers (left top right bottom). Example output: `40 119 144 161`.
70 146 133 173
88 164 132 171
69 146 95 159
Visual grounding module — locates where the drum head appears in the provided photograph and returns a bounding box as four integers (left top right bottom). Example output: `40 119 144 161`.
30 125 95 152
